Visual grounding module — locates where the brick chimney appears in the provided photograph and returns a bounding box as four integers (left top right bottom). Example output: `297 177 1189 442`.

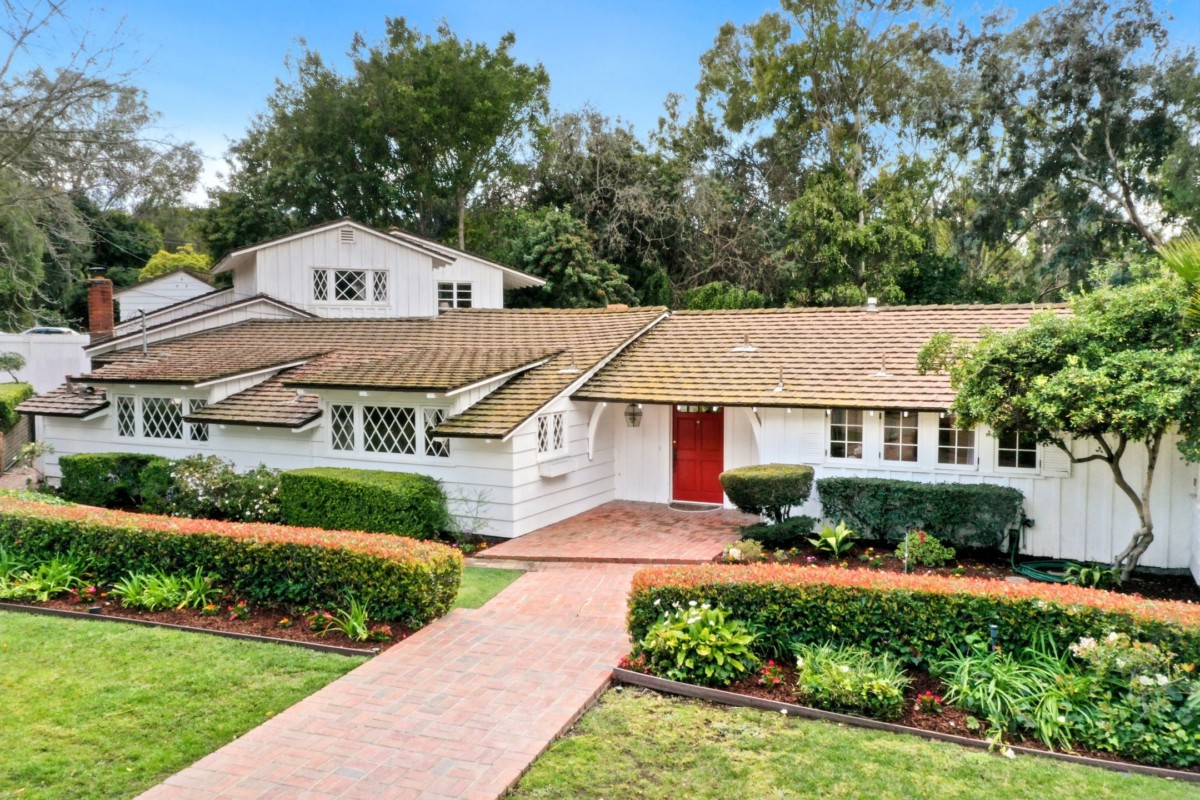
86 273 114 336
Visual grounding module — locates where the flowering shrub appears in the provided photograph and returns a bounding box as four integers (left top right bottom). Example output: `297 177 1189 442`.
896 530 956 568
916 691 943 715
140 455 281 522
227 600 250 621
617 652 651 674
636 603 757 687
722 539 765 563
793 643 909 720
758 659 786 687
628 565 1200 667
1071 633 1200 767
0 496 462 626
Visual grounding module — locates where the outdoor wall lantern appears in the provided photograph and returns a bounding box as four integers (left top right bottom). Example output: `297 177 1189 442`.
624 403 643 428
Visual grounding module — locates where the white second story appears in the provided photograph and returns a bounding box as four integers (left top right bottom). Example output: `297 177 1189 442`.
213 219 544 318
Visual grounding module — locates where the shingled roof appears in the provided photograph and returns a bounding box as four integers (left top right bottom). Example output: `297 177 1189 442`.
575 304 1066 410
49 308 665 437
17 385 108 418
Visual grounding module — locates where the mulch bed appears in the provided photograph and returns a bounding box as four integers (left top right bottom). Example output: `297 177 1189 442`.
2 596 411 653
700 663 1197 773
752 542 1200 603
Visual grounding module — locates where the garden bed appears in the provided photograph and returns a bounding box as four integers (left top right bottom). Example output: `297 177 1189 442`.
612 668 1200 782
744 542 1200 603
0 597 402 653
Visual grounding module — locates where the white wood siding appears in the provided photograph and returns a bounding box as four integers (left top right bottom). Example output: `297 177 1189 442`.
111 289 236 337
114 273 212 321
610 404 1197 571
433 255 505 310
93 298 307 359
240 228 437 318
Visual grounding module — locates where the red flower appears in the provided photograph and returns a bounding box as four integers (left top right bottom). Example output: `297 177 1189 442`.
918 531 926 543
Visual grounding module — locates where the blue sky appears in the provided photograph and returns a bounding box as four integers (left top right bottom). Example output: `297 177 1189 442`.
28 0 1200 190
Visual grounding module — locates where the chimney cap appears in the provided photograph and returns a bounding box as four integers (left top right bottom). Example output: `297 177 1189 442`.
866 297 878 311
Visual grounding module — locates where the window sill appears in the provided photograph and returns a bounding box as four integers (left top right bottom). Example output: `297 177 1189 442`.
538 455 576 477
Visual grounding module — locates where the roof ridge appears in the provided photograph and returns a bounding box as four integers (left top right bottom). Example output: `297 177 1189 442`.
672 302 1067 316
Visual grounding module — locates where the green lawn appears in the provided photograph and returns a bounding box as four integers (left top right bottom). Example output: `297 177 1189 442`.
454 565 524 608
508 689 1197 800
0 611 364 800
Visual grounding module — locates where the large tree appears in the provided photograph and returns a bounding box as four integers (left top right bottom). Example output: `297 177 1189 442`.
919 274 1200 578
209 18 549 254
698 0 953 305
957 0 1200 291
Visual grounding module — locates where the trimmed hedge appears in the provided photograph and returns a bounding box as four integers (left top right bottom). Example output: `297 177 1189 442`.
280 468 450 538
719 464 815 524
628 565 1200 667
59 452 161 509
816 477 1024 547
0 496 462 625
0 382 32 433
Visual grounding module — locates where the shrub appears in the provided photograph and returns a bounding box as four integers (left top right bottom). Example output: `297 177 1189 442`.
0 496 462 626
722 539 765 563
628 564 1200 668
793 643 909 720
636 604 758 687
0 382 32 432
59 452 159 508
740 516 818 548
719 464 814 524
896 530 956 567
817 477 1024 547
140 455 281 522
1071 633 1200 767
280 467 450 538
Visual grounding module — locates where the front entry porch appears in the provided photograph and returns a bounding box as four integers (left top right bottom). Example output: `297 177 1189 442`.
475 500 756 564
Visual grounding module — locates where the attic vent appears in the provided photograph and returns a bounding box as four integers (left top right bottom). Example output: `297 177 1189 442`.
339 227 356 245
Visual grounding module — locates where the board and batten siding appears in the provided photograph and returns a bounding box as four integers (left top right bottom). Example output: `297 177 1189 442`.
114 273 212 321
111 289 236 338
610 404 1197 571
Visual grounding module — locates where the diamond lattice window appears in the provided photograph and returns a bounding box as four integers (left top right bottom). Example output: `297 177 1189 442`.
424 408 449 457
142 397 184 440
188 399 209 442
372 270 389 302
116 396 135 437
313 269 330 301
331 404 355 451
363 406 416 454
334 270 367 302
537 412 566 456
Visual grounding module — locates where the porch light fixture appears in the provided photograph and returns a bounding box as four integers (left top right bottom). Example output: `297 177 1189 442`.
624 403 643 428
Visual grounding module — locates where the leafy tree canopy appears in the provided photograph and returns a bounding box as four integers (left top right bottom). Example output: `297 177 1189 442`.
505 207 636 308
919 274 1200 576
139 244 211 282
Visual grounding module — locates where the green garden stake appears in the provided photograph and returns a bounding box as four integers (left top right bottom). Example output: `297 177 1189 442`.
988 624 999 652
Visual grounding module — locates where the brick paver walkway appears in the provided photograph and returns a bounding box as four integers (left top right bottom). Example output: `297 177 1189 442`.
475 500 754 564
140 564 638 800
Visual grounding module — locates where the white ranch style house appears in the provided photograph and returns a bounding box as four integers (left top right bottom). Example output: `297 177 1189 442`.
18 219 1200 582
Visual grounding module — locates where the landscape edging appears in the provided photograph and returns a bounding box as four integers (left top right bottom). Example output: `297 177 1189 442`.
610 667 1200 784
0 601 377 657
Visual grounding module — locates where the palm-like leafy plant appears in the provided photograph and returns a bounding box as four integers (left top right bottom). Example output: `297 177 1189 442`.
1157 232 1200 327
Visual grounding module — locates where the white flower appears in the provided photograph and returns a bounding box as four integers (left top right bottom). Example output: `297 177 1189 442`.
688 600 698 607
796 657 805 668
1138 675 1155 687
653 598 661 606
728 548 743 561
1107 632 1120 642
1155 674 1169 686
1057 716 1066 724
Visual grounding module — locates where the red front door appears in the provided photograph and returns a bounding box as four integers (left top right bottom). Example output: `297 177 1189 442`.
672 406 724 504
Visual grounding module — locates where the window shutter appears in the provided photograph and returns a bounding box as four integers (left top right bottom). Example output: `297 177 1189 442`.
798 410 824 462
1041 440 1073 478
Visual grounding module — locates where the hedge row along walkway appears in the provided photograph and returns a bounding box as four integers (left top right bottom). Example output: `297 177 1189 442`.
140 563 639 800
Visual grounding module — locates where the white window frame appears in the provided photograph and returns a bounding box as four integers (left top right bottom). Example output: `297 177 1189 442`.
114 394 208 444
827 408 864 461
936 414 977 469
437 281 473 309
995 429 1039 472
536 412 567 460
325 401 450 461
881 410 919 463
311 267 389 305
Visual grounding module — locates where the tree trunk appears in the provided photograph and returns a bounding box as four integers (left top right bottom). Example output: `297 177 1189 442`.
456 191 466 250
1110 431 1163 580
